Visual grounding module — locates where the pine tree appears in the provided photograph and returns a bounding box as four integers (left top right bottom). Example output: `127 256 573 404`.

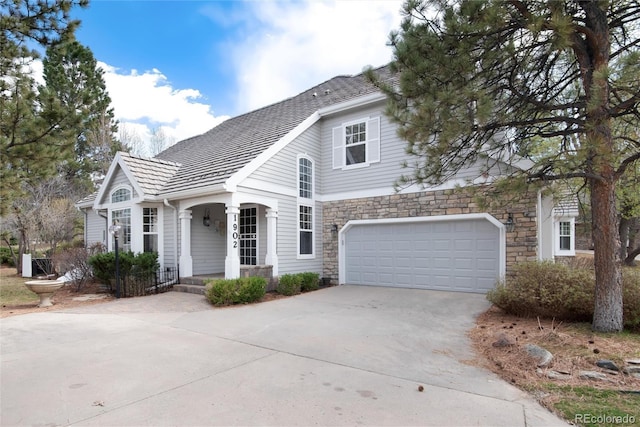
369 0 640 332
0 0 89 215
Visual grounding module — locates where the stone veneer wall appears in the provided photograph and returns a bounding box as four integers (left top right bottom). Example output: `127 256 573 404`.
322 186 539 284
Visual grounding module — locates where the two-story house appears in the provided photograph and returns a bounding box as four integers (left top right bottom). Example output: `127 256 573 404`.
76 66 577 293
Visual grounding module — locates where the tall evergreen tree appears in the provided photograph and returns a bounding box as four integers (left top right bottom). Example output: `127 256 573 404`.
43 40 121 194
0 0 88 215
369 0 640 332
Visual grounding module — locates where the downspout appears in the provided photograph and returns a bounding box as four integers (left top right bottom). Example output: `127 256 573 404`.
97 209 109 249
537 190 543 261
164 199 178 272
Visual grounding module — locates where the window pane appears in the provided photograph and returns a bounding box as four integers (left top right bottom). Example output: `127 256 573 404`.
111 188 131 203
300 231 312 255
299 157 313 198
346 144 366 165
560 236 571 250
143 208 158 232
112 208 131 251
144 234 158 253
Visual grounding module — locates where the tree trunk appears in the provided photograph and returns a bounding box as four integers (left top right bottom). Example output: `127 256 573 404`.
590 177 623 332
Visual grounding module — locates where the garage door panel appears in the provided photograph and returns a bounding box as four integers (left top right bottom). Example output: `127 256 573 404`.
344 218 500 293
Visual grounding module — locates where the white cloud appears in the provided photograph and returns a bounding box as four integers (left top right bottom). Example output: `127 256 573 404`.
227 0 404 112
100 63 229 155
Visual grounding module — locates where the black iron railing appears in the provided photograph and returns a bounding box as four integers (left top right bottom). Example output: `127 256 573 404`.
119 267 178 298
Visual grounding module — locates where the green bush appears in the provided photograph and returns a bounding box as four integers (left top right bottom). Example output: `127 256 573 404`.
277 274 301 296
299 272 320 292
88 251 156 291
205 277 266 306
0 247 15 266
488 261 640 330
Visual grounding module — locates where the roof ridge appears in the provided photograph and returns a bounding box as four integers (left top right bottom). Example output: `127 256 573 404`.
120 151 181 167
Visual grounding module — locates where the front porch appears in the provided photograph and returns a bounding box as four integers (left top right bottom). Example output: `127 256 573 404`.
175 265 276 294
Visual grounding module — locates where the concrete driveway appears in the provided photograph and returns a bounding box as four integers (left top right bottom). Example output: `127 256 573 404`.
1 285 568 426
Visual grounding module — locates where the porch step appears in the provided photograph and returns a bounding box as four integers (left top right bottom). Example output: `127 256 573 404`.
172 284 207 295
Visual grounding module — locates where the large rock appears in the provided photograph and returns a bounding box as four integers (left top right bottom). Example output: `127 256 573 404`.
579 370 609 381
596 359 619 371
524 344 553 367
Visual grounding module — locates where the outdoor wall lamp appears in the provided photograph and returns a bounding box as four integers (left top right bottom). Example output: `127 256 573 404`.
505 213 515 233
203 209 211 227
331 224 339 234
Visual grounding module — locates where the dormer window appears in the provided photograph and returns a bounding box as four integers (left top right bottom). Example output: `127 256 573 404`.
111 188 131 203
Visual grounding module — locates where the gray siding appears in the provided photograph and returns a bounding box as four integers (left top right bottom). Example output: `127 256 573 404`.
244 121 324 276
84 209 106 247
249 124 322 194
320 102 402 195
236 186 323 277
320 102 485 196
191 204 226 275
162 204 177 268
97 167 138 205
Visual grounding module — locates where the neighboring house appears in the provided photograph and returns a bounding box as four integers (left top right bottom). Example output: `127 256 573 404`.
76 67 577 293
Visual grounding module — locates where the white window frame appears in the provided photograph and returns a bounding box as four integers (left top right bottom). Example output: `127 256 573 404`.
142 207 159 254
332 116 380 170
109 185 133 252
297 154 315 259
555 217 575 256
110 208 132 252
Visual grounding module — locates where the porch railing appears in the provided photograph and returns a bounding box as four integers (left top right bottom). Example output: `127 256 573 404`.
119 267 178 298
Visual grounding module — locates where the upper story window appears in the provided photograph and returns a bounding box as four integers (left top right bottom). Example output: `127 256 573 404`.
332 117 380 170
111 188 131 203
297 155 314 258
299 157 313 199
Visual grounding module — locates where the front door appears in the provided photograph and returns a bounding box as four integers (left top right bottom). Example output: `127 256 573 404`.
239 207 257 265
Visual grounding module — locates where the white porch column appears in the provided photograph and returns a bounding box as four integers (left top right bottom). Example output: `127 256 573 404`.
179 209 193 277
225 204 241 279
265 208 279 276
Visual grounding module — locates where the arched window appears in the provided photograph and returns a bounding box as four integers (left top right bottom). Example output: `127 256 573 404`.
111 188 131 203
297 155 314 257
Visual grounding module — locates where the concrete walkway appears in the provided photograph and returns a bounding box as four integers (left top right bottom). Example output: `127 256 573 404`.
0 286 569 426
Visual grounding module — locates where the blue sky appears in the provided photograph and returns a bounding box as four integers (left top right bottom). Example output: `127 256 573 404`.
63 0 404 155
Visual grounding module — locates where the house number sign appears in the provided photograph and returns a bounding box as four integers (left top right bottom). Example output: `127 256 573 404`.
232 214 239 248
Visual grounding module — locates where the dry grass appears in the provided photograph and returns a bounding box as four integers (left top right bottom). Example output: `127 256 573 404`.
0 267 114 318
469 306 640 425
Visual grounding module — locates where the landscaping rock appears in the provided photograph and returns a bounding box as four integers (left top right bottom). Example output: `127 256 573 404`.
492 334 514 348
625 358 640 365
579 370 609 381
622 365 640 375
596 359 619 371
524 344 553 367
546 370 572 380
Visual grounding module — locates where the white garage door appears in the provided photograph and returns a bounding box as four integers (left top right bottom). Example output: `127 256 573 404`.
343 218 500 293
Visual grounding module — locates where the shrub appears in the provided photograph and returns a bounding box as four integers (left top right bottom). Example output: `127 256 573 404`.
623 267 640 331
487 261 594 321
51 247 93 291
205 277 266 306
0 247 15 266
277 274 301 296
299 272 320 292
88 251 155 291
488 261 640 330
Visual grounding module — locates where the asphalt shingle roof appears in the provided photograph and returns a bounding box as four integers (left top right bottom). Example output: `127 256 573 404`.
119 153 181 196
152 66 392 195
